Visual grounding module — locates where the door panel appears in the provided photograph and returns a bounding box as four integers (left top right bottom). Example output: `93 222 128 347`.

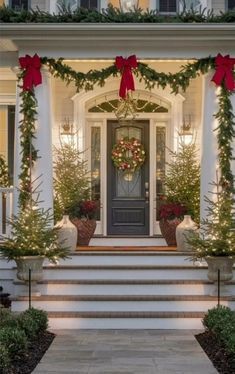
107 120 149 235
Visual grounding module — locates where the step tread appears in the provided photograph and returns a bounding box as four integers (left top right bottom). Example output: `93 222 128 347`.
11 294 235 301
47 311 206 318
70 251 192 256
14 279 217 285
15 279 235 285
42 265 207 270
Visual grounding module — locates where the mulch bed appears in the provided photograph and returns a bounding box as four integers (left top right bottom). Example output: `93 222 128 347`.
196 331 235 374
10 331 55 374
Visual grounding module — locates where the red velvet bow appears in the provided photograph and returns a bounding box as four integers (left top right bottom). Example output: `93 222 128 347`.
212 54 235 91
115 55 138 98
19 54 42 91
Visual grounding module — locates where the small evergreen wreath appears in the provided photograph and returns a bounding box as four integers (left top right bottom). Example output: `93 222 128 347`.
111 137 146 171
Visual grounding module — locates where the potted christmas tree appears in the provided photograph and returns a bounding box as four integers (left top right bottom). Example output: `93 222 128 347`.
0 195 69 294
159 141 200 247
188 182 235 295
53 143 98 248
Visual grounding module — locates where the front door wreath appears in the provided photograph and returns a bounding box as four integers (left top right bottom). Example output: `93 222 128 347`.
111 137 146 171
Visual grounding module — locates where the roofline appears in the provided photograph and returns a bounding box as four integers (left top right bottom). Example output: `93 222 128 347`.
1 23 235 41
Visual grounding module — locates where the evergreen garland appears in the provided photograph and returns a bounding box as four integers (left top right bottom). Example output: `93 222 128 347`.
18 55 235 225
1 5 235 23
215 86 235 194
18 73 38 208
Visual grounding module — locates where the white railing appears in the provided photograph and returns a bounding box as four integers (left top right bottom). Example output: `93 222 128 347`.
0 187 14 237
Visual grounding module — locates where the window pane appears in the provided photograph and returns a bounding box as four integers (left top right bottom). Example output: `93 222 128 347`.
80 0 98 9
156 127 166 220
228 0 235 9
159 0 176 12
91 127 101 220
8 106 15 185
11 0 28 10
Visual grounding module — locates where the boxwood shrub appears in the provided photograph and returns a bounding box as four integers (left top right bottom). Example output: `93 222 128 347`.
0 307 49 371
0 343 11 373
203 305 235 357
0 326 28 358
22 307 48 333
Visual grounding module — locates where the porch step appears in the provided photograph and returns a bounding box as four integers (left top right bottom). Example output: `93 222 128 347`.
90 237 166 246
11 294 235 313
9 252 235 330
13 279 235 296
48 311 205 329
40 265 209 280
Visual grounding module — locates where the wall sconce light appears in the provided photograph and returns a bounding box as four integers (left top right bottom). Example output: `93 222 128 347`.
60 118 77 146
119 0 139 12
179 115 193 145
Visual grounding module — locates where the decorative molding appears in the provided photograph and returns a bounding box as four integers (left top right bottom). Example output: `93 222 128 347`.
0 94 16 104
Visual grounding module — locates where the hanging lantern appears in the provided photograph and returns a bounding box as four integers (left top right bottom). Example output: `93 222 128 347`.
179 115 194 145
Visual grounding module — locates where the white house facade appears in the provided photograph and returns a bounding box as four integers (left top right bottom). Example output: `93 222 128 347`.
0 0 235 329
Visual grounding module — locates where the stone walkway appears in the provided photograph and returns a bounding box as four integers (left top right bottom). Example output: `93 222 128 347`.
33 330 218 374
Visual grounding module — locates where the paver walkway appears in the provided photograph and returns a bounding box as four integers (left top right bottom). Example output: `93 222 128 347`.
33 330 218 374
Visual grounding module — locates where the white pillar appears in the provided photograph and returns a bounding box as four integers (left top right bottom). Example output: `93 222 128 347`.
32 68 54 214
200 72 219 221
13 77 23 215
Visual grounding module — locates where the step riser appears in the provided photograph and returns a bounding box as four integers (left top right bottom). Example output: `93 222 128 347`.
90 238 166 246
54 255 193 266
48 317 204 330
0 268 14 278
11 300 233 313
13 283 235 296
43 268 209 280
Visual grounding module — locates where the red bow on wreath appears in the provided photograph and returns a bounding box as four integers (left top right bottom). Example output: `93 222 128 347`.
115 55 138 98
19 54 42 91
211 53 235 91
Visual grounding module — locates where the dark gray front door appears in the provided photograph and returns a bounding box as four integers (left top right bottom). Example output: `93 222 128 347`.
107 120 149 235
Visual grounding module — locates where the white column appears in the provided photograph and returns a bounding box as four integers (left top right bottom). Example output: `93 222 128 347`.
13 77 23 215
32 68 54 214
200 72 219 221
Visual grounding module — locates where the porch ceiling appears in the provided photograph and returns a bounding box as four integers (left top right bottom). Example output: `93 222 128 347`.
0 23 235 59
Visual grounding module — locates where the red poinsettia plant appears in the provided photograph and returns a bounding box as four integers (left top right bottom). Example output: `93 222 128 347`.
159 201 187 220
79 200 99 220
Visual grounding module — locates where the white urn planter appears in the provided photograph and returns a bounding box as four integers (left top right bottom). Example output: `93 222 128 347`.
15 256 45 296
205 256 235 296
176 215 197 251
56 215 77 252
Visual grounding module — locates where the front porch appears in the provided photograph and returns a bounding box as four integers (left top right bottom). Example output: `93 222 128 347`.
0 57 225 240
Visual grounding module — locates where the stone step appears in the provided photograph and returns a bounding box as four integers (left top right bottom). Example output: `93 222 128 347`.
47 311 205 329
51 251 195 266
11 294 235 313
13 279 235 296
41 265 209 280
89 238 166 246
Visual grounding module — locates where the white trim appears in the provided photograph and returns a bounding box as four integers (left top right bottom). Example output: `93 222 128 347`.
0 94 16 105
1 24 235 58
